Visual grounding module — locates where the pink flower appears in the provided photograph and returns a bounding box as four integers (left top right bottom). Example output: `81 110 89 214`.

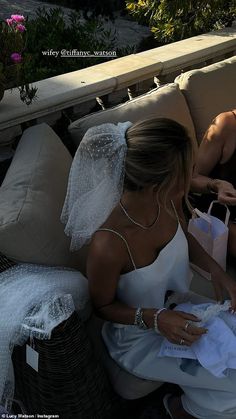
10 52 22 63
6 18 14 26
16 24 26 32
11 15 25 23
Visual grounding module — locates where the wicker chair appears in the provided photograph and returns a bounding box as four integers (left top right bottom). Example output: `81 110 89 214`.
0 252 16 272
12 311 116 419
0 254 117 418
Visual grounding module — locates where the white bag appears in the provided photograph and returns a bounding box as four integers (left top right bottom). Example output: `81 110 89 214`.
188 201 230 279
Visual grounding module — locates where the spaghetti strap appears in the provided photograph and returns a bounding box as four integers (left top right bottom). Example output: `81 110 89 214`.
170 200 179 222
96 228 137 270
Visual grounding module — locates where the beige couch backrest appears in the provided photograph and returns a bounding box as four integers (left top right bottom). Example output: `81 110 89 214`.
0 123 83 269
69 83 196 146
175 56 236 143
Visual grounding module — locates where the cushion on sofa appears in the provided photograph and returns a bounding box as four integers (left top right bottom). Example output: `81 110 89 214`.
175 56 236 142
0 123 80 267
68 83 196 147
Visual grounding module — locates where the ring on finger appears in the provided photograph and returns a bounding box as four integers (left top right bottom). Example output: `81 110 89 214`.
180 338 185 345
184 321 191 331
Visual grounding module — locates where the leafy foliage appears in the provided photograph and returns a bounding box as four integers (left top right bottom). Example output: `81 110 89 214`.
23 7 133 83
126 0 236 43
0 16 38 104
38 0 127 19
0 22 24 85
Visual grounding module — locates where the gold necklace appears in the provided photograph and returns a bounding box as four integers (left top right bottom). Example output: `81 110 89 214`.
119 199 160 230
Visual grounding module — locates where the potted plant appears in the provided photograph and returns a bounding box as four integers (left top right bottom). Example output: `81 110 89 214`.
0 14 37 105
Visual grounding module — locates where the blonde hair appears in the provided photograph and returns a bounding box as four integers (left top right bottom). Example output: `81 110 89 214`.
124 118 195 210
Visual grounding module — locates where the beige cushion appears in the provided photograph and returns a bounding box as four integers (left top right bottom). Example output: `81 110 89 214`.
0 123 79 267
175 56 236 143
69 83 196 146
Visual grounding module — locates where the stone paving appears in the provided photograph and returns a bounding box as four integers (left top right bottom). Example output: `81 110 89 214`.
0 0 151 48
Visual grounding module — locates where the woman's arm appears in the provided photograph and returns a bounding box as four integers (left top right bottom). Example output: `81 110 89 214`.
87 231 159 327
191 173 226 194
87 229 206 345
87 232 139 324
191 173 236 205
195 116 226 176
191 113 236 204
196 112 236 176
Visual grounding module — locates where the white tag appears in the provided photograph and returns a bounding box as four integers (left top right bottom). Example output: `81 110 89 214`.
26 344 39 372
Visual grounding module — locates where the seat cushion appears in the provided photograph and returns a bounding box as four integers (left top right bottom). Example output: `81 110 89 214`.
175 56 236 142
0 123 78 267
69 83 196 147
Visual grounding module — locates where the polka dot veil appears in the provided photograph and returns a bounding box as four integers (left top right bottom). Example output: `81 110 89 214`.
61 121 132 250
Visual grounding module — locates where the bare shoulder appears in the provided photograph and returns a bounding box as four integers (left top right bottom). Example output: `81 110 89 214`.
215 110 236 124
87 229 127 273
211 111 236 136
87 229 127 308
200 111 235 150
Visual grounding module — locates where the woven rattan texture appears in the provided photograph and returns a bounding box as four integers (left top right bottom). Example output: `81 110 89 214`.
0 252 16 272
12 311 115 419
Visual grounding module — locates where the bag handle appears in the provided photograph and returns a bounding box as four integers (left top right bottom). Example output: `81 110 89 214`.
191 208 212 234
207 200 230 226
192 208 211 224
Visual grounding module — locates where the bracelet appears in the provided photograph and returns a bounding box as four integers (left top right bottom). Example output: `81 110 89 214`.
153 308 167 333
134 307 148 329
206 178 218 194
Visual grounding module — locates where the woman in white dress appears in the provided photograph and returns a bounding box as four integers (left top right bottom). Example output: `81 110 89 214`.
62 118 236 419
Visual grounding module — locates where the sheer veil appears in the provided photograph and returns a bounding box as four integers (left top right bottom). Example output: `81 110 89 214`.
61 121 132 250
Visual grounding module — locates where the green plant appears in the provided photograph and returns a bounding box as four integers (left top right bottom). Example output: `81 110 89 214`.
0 14 37 104
23 7 133 83
38 0 127 19
126 0 236 43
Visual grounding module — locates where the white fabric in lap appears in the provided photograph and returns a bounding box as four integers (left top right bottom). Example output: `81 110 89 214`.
158 301 236 377
101 218 236 418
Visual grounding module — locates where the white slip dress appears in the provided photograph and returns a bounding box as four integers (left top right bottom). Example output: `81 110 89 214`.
98 203 236 419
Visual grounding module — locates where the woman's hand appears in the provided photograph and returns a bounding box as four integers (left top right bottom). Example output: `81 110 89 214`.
215 180 236 206
154 309 207 346
211 270 236 311
187 233 236 310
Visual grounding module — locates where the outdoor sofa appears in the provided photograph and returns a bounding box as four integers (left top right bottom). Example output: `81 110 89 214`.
0 55 236 415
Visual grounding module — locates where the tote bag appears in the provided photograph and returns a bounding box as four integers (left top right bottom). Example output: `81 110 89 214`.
188 201 230 280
